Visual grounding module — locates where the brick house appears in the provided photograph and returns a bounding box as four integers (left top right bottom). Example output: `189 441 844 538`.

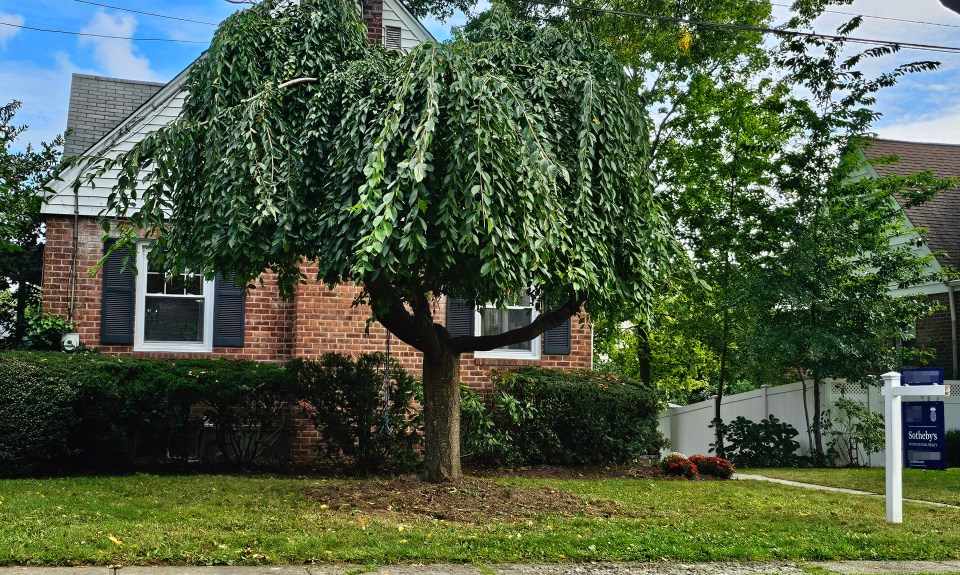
863 139 960 377
40 0 593 402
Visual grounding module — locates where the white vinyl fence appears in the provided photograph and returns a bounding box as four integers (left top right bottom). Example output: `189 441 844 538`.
657 379 960 467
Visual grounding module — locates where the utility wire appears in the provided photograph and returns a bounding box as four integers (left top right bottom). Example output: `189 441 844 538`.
71 0 219 27
523 0 960 55
769 2 960 30
0 20 209 43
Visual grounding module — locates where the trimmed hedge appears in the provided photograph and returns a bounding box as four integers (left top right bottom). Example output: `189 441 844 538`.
948 429 959 468
0 352 292 476
485 367 665 465
290 354 421 475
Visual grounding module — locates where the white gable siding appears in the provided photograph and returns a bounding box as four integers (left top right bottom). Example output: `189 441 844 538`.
43 0 434 218
382 0 433 52
45 79 188 217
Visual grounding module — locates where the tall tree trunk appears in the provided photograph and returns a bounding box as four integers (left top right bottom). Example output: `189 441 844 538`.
812 367 824 465
636 324 652 387
713 307 731 458
421 347 462 482
797 368 816 466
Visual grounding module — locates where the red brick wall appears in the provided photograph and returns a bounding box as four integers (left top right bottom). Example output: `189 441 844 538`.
362 0 383 43
43 216 593 461
293 264 593 391
42 216 295 362
913 292 956 377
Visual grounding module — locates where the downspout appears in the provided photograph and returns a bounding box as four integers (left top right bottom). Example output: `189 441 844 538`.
68 185 79 324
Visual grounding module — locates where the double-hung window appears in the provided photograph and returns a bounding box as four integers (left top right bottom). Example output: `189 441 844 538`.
473 295 541 360
134 243 215 352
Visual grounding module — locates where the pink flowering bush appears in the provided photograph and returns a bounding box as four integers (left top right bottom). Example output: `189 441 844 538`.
661 452 698 479
689 455 735 479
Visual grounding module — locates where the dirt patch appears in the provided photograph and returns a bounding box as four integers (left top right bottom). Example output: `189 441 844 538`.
304 475 629 523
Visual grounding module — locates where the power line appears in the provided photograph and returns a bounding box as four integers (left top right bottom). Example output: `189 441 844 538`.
770 2 960 30
0 20 209 43
524 0 960 55
71 0 220 27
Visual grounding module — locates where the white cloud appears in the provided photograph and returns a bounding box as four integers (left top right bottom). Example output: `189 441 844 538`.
876 105 960 144
0 56 79 151
0 12 25 48
78 10 156 80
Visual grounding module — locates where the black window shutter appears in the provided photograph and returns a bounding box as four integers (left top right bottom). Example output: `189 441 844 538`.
543 317 572 355
213 273 245 347
446 298 475 337
100 239 135 345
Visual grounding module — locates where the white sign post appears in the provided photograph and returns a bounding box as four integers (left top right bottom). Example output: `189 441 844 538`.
880 371 948 523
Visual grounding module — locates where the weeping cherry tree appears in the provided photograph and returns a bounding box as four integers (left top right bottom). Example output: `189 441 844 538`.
93 0 679 482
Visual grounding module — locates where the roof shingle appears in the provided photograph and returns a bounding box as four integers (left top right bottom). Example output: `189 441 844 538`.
63 73 165 157
863 138 960 270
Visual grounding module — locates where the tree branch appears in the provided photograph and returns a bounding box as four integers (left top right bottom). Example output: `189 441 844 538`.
366 279 441 356
447 296 586 354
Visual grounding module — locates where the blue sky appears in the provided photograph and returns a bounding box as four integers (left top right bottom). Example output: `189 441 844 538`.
1 0 960 151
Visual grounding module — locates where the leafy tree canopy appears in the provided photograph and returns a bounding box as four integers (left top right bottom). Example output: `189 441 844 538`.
95 0 678 342
85 0 680 481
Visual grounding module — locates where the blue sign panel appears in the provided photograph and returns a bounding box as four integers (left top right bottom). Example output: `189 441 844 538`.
902 368 944 386
903 401 946 470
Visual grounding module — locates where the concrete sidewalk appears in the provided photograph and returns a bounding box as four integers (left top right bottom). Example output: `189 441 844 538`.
2 561 960 575
733 474 960 509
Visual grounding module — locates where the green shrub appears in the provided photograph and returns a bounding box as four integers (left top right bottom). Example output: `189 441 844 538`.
0 351 290 476
713 415 807 468
459 385 537 465
948 429 960 468
21 307 74 351
290 353 420 475
0 357 76 475
486 367 664 465
822 397 884 468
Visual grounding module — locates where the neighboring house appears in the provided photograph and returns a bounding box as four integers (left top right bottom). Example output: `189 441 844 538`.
40 0 593 449
862 139 960 377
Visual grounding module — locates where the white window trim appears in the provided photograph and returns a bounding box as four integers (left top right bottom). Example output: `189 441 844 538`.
134 242 215 353
473 303 541 361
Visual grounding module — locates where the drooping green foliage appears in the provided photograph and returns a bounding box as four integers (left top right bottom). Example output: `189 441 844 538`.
94 0 676 325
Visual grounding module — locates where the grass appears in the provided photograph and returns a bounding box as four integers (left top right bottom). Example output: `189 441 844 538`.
745 467 960 506
1 473 960 566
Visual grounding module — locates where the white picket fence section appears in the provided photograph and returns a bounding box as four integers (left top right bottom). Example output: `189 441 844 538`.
657 379 960 467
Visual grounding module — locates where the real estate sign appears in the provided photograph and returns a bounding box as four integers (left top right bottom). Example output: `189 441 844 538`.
903 400 946 470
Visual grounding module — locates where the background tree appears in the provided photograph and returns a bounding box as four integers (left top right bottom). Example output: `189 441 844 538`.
748 19 952 464
91 0 679 482
0 101 63 346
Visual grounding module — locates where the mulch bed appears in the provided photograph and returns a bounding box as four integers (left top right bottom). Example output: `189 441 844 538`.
466 462 673 480
304 475 632 523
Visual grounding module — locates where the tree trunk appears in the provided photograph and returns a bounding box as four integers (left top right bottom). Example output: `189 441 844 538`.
421 347 462 482
798 368 816 466
713 308 731 458
636 324 652 387
812 368 824 465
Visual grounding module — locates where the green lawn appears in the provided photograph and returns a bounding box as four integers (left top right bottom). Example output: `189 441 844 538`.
1 474 960 566
747 467 960 506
